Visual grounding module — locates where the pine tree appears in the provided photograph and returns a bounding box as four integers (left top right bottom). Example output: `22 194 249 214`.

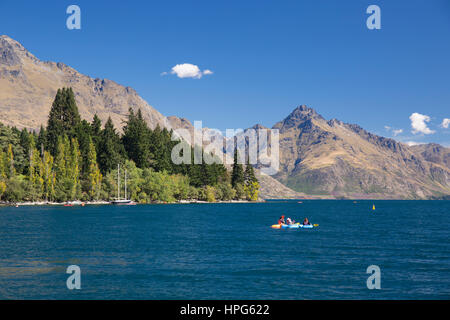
150 125 172 172
98 117 124 174
122 108 152 168
47 89 65 155
244 158 257 185
63 88 81 131
37 125 46 151
74 119 93 174
231 147 244 188
243 157 259 201
91 114 102 152
46 88 81 155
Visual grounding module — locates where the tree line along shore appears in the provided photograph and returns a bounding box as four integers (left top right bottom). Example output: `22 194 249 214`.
0 88 260 204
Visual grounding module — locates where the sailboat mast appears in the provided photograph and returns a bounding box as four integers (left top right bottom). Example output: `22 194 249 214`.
125 169 127 200
117 164 120 200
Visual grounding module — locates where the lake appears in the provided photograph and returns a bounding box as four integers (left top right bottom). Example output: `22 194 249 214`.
0 201 449 299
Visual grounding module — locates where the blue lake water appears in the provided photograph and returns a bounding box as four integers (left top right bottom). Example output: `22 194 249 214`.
0 201 449 299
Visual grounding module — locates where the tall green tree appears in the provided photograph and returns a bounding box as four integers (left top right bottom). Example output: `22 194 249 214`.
244 159 257 185
243 158 259 201
46 88 81 155
68 138 82 199
74 119 93 174
122 108 152 168
37 125 46 151
27 136 44 201
149 125 172 172
41 150 55 201
98 117 125 174
85 137 102 200
231 147 244 188
91 114 102 153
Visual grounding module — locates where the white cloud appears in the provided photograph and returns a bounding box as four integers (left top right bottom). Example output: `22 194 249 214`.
405 141 423 146
384 125 403 136
163 63 213 79
441 118 450 129
409 112 435 135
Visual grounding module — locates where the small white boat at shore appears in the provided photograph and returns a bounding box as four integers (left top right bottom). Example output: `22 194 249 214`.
111 164 136 205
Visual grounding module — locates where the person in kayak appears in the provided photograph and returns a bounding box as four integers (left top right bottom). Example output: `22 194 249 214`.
302 218 311 226
278 215 286 225
286 217 296 225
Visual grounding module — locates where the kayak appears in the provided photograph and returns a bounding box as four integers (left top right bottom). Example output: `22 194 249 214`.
271 223 314 229
282 224 299 229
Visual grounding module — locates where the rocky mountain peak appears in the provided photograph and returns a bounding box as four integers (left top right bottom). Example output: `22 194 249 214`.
290 105 320 119
272 105 323 132
0 35 38 66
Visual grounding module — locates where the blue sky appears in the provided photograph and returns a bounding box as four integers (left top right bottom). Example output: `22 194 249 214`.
1 0 449 145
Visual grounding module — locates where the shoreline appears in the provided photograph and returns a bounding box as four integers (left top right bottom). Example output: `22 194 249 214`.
0 199 266 207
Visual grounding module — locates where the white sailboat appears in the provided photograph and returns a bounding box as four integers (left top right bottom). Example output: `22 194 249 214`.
111 164 136 205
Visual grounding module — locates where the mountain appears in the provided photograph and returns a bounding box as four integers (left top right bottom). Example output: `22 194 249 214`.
0 35 168 131
269 105 450 199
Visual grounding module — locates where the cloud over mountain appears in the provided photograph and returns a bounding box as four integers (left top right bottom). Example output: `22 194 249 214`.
162 63 213 79
410 112 435 134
